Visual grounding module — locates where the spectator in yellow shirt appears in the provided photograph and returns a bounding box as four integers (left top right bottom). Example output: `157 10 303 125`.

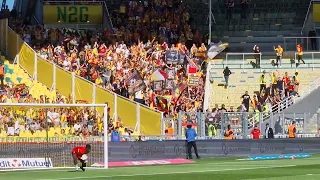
273 45 283 67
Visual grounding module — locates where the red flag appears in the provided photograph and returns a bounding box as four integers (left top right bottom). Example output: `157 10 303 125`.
188 64 197 74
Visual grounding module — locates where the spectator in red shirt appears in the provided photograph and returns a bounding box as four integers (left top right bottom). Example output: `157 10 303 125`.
251 125 261 139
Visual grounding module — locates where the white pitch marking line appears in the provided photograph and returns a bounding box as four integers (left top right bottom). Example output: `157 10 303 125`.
36 165 296 180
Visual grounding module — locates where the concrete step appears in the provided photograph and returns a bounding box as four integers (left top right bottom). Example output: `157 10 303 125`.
225 42 297 52
222 36 285 43
211 63 320 70
220 30 300 37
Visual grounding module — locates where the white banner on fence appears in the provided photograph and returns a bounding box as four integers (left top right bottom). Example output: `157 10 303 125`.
0 158 53 169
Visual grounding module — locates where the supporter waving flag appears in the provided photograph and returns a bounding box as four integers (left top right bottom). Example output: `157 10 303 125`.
173 82 187 98
125 70 146 95
151 69 169 81
207 41 228 59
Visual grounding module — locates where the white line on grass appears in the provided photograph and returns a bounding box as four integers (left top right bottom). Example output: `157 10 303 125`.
0 159 295 174
36 165 296 180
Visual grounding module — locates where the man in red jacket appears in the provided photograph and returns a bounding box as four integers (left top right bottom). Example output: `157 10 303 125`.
72 144 91 171
251 125 261 139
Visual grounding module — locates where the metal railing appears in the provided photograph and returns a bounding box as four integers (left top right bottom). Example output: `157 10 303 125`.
225 53 262 71
222 51 320 70
301 0 315 35
294 52 320 70
31 14 41 25
103 0 114 30
225 53 262 70
283 36 320 51
220 112 320 139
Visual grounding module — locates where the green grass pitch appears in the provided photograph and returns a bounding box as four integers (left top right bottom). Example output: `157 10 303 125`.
2 155 320 180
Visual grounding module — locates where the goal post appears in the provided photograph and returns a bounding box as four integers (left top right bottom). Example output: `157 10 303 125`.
0 103 108 170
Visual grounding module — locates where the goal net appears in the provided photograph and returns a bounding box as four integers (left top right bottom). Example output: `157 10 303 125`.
0 103 108 170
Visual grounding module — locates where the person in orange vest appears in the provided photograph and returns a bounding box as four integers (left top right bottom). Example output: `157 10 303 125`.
224 124 234 140
296 44 305 64
165 124 174 140
288 121 296 138
0 62 4 89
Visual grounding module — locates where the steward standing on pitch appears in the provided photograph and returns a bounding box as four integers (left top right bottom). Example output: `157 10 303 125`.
288 121 296 138
185 124 200 159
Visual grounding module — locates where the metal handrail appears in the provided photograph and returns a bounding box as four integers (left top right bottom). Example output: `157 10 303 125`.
103 1 114 30
32 14 41 25
283 36 320 39
283 36 320 51
301 0 317 35
225 53 262 71
247 75 320 129
294 52 320 70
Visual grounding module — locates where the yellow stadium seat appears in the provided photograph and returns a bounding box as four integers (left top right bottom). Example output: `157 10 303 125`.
48 131 55 137
53 127 62 135
19 131 27 137
32 130 40 138
39 130 47 138
24 131 33 138
0 131 7 137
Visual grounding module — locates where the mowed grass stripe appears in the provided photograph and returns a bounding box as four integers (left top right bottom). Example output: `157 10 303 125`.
37 165 296 180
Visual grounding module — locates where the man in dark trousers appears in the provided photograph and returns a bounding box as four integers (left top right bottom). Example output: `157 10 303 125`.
308 29 317 50
264 123 274 139
253 45 261 68
223 66 232 88
0 62 4 89
185 124 200 159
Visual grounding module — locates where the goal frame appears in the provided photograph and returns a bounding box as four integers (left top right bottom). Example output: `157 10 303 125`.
0 103 109 170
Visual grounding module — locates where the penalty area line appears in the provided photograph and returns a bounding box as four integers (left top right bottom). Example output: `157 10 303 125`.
36 165 296 180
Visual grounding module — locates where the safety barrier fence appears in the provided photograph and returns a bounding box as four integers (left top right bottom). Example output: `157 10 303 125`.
224 51 320 71
283 37 320 51
0 18 162 135
219 112 320 139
